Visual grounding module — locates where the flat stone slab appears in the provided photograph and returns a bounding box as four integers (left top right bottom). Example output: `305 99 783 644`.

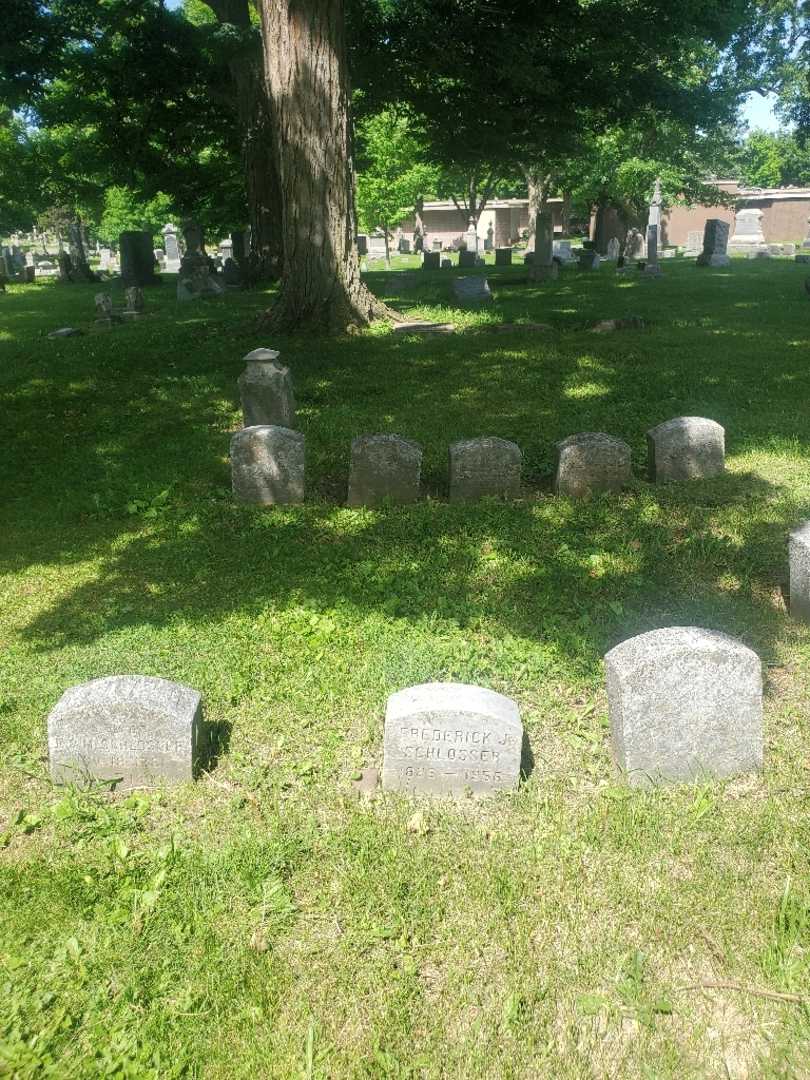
554 432 632 498
231 425 305 504
647 416 724 483
449 436 522 502
605 627 762 785
789 521 810 622
48 327 84 338
452 276 492 305
48 675 203 790
392 321 455 335
382 682 523 796
347 434 422 507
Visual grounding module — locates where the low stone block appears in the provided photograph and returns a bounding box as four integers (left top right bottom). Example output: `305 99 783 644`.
495 248 512 266
795 254 810 264
554 432 632 498
647 416 725 483
458 251 476 268
382 682 523 796
238 348 296 429
231 425 304 504
48 675 203 790
605 627 763 786
347 434 422 507
578 250 600 270
789 522 810 622
449 436 521 501
422 252 440 270
452 276 492 305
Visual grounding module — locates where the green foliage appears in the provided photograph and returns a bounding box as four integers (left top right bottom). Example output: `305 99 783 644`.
733 128 810 187
0 108 37 234
98 188 175 247
355 109 438 241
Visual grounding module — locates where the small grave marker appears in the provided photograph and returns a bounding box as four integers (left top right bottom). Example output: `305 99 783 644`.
231 425 305 504
554 432 632 498
449 437 521 501
647 416 724 483
347 434 422 507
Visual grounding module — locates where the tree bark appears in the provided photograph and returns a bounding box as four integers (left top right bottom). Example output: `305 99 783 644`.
413 196 424 253
259 0 390 331
521 164 551 253
66 217 97 282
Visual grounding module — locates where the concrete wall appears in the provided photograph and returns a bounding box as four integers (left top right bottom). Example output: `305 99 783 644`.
397 201 557 250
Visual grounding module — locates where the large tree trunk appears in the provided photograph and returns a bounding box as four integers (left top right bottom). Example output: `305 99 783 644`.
207 0 282 283
259 0 389 331
66 217 97 282
521 164 551 253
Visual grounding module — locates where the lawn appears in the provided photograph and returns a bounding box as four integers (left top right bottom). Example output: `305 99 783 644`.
2 258 810 1077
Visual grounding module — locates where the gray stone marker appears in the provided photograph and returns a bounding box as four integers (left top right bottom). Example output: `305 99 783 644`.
458 250 476 268
578 249 600 270
647 416 725 483
449 436 521 501
347 434 422 507
606 237 620 260
231 425 304 504
554 432 632 498
48 675 203 790
422 252 440 269
696 219 730 267
452 276 492 304
729 207 767 254
238 348 296 429
789 522 810 622
605 627 762 786
495 248 512 266
382 682 523 796
684 230 703 257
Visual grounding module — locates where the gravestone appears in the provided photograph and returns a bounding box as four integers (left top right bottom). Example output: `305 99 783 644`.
625 227 647 259
644 225 661 274
123 286 145 318
729 207 767 253
398 237 411 254
495 248 512 266
422 252 440 269
684 230 703 257
356 234 368 256
531 211 556 279
22 265 35 283
120 231 160 286
647 416 725 483
347 434 422 507
578 249 600 270
99 248 112 271
458 250 476 268
554 432 632 498
696 219 730 267
441 258 452 269
432 239 442 252
382 682 523 796
783 242 796 257
94 292 116 327
238 348 296 429
452 276 492 304
231 425 304 504
222 257 242 287
606 237 620 261
449 437 521 501
48 675 203 790
605 627 762 786
789 522 810 622
465 222 478 253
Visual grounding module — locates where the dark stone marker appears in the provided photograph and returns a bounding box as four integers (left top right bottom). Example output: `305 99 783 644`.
120 231 160 286
347 434 422 507
495 248 512 266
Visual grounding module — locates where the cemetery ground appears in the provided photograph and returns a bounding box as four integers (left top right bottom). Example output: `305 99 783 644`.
3 259 810 1077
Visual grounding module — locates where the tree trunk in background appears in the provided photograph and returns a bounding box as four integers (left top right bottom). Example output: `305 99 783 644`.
67 217 97 282
207 0 282 283
259 0 389 330
522 165 551 253
561 191 571 237
413 196 424 252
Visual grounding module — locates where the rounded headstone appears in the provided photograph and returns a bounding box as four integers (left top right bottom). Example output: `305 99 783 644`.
554 432 632 498
230 425 305 505
449 436 522 502
646 416 724 483
605 627 762 786
789 521 810 622
48 675 203 790
382 682 523 796
347 434 422 507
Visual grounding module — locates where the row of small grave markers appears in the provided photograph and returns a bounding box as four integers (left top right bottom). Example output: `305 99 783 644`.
233 350 727 505
46 623 766 796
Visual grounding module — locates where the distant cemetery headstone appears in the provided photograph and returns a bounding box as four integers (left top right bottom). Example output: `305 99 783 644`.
783 242 796 257
123 286 145 318
495 248 512 266
231 425 304 504
382 682 523 796
452 276 492 304
238 348 296 429
48 675 203 790
398 237 411 254
449 436 521 501
356 234 368 256
94 292 116 326
696 219 731 267
441 258 452 269
422 252 440 269
120 231 160 286
624 228 646 259
458 250 476 268
99 248 112 271
554 432 632 498
644 225 661 274
684 230 703 257
728 207 767 253
606 237 620 260
222 257 242 287
465 222 478 253
578 249 600 270
647 416 724 483
789 522 810 622
347 434 422 507
605 627 763 786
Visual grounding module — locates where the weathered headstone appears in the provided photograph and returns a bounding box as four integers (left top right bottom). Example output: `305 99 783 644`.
222 257 242 287
398 237 411 254
449 437 521 501
783 242 796 257
605 627 762 786
231 425 304 504
356 234 368 256
458 250 476 268
48 675 203 790
647 416 725 483
347 434 422 507
495 248 512 266
606 237 620 260
99 248 112 271
382 682 523 796
684 230 703 257
238 348 296 429
554 432 632 498
644 225 662 274
728 207 767 253
696 219 731 267
789 522 810 622
441 258 452 269
452 276 492 304
123 286 145 318
465 222 478 253
120 231 160 286
422 252 440 270
578 248 600 270
625 227 647 260
94 292 116 326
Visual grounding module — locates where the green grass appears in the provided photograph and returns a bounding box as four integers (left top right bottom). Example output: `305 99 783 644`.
2 259 810 1077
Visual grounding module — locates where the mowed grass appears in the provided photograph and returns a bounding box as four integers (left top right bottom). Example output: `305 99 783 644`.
2 258 810 1077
